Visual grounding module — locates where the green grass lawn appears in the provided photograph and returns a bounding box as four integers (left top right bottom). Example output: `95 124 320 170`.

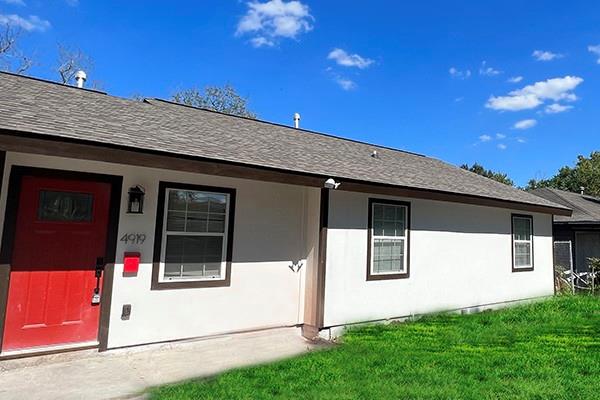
151 296 600 399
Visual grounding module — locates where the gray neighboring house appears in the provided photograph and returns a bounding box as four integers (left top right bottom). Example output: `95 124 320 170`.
531 188 600 273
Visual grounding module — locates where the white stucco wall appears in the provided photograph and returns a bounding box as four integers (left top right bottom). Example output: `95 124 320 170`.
0 152 320 348
0 151 556 347
323 190 554 328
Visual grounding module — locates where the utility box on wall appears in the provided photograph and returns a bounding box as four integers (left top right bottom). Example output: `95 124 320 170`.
123 252 141 275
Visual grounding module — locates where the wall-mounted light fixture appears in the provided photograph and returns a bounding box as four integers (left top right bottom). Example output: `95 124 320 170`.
127 185 145 214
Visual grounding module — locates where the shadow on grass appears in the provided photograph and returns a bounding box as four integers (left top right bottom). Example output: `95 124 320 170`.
149 295 600 400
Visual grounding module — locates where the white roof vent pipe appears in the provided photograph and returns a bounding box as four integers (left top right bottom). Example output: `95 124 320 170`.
293 112 301 129
75 70 87 88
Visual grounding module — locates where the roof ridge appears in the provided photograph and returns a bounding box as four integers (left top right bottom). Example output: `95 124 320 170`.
1 71 426 158
147 98 427 158
0 71 107 95
544 188 581 209
0 72 572 213
545 188 600 219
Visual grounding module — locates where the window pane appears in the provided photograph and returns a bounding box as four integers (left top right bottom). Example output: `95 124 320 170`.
38 191 93 222
168 190 187 211
166 188 229 233
373 204 384 219
208 194 227 213
513 217 532 241
383 205 396 220
187 192 209 212
373 219 384 236
166 211 186 231
396 221 406 237
207 213 226 233
515 242 532 267
372 203 407 238
164 235 224 280
373 238 404 274
186 212 208 232
383 221 396 236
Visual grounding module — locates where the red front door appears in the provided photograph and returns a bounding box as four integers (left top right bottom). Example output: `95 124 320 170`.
2 176 111 351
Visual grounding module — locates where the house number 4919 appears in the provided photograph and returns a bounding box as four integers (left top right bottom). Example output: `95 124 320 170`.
120 233 146 245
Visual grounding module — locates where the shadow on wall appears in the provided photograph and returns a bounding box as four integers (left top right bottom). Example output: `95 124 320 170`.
327 191 551 237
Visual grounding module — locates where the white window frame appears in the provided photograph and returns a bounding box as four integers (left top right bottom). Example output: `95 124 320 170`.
158 187 230 282
369 201 409 276
512 215 533 270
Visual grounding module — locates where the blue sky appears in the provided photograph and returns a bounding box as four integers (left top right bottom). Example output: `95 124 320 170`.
1 1 599 186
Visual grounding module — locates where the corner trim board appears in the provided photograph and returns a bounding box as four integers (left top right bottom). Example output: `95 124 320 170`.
315 188 329 329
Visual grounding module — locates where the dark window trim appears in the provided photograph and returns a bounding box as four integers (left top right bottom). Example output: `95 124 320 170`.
151 181 236 290
0 165 122 353
366 198 411 281
511 213 534 272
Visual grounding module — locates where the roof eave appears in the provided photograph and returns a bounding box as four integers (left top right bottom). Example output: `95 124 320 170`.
0 128 571 216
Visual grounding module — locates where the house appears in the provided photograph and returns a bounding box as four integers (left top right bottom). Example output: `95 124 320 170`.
531 188 600 273
0 72 570 357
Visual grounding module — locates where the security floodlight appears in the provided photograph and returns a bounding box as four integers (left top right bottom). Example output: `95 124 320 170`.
324 178 340 189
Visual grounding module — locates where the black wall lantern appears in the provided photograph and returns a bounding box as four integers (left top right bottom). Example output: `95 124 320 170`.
127 185 145 214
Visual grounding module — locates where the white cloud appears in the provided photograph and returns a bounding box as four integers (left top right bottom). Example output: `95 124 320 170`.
508 76 523 83
486 94 542 111
479 61 502 76
236 0 313 47
334 76 356 91
250 36 275 47
517 137 526 143
545 103 573 114
587 44 600 64
449 67 471 79
1 0 26 6
497 143 507 150
496 133 507 139
479 134 492 142
532 50 563 61
511 76 582 101
0 14 50 32
327 48 373 69
486 76 583 111
513 119 537 130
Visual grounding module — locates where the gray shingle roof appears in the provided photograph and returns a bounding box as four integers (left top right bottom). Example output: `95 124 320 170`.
530 188 600 223
0 72 569 212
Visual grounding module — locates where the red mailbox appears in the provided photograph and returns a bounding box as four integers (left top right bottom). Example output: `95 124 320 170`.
123 252 141 275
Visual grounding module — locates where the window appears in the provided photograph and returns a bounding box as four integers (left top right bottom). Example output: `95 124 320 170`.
367 199 410 280
38 190 93 222
512 214 533 271
152 182 235 289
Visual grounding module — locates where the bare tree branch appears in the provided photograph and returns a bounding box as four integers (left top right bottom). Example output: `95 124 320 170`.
56 44 93 85
0 24 34 75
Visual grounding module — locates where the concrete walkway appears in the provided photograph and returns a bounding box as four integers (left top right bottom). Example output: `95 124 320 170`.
0 327 322 400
